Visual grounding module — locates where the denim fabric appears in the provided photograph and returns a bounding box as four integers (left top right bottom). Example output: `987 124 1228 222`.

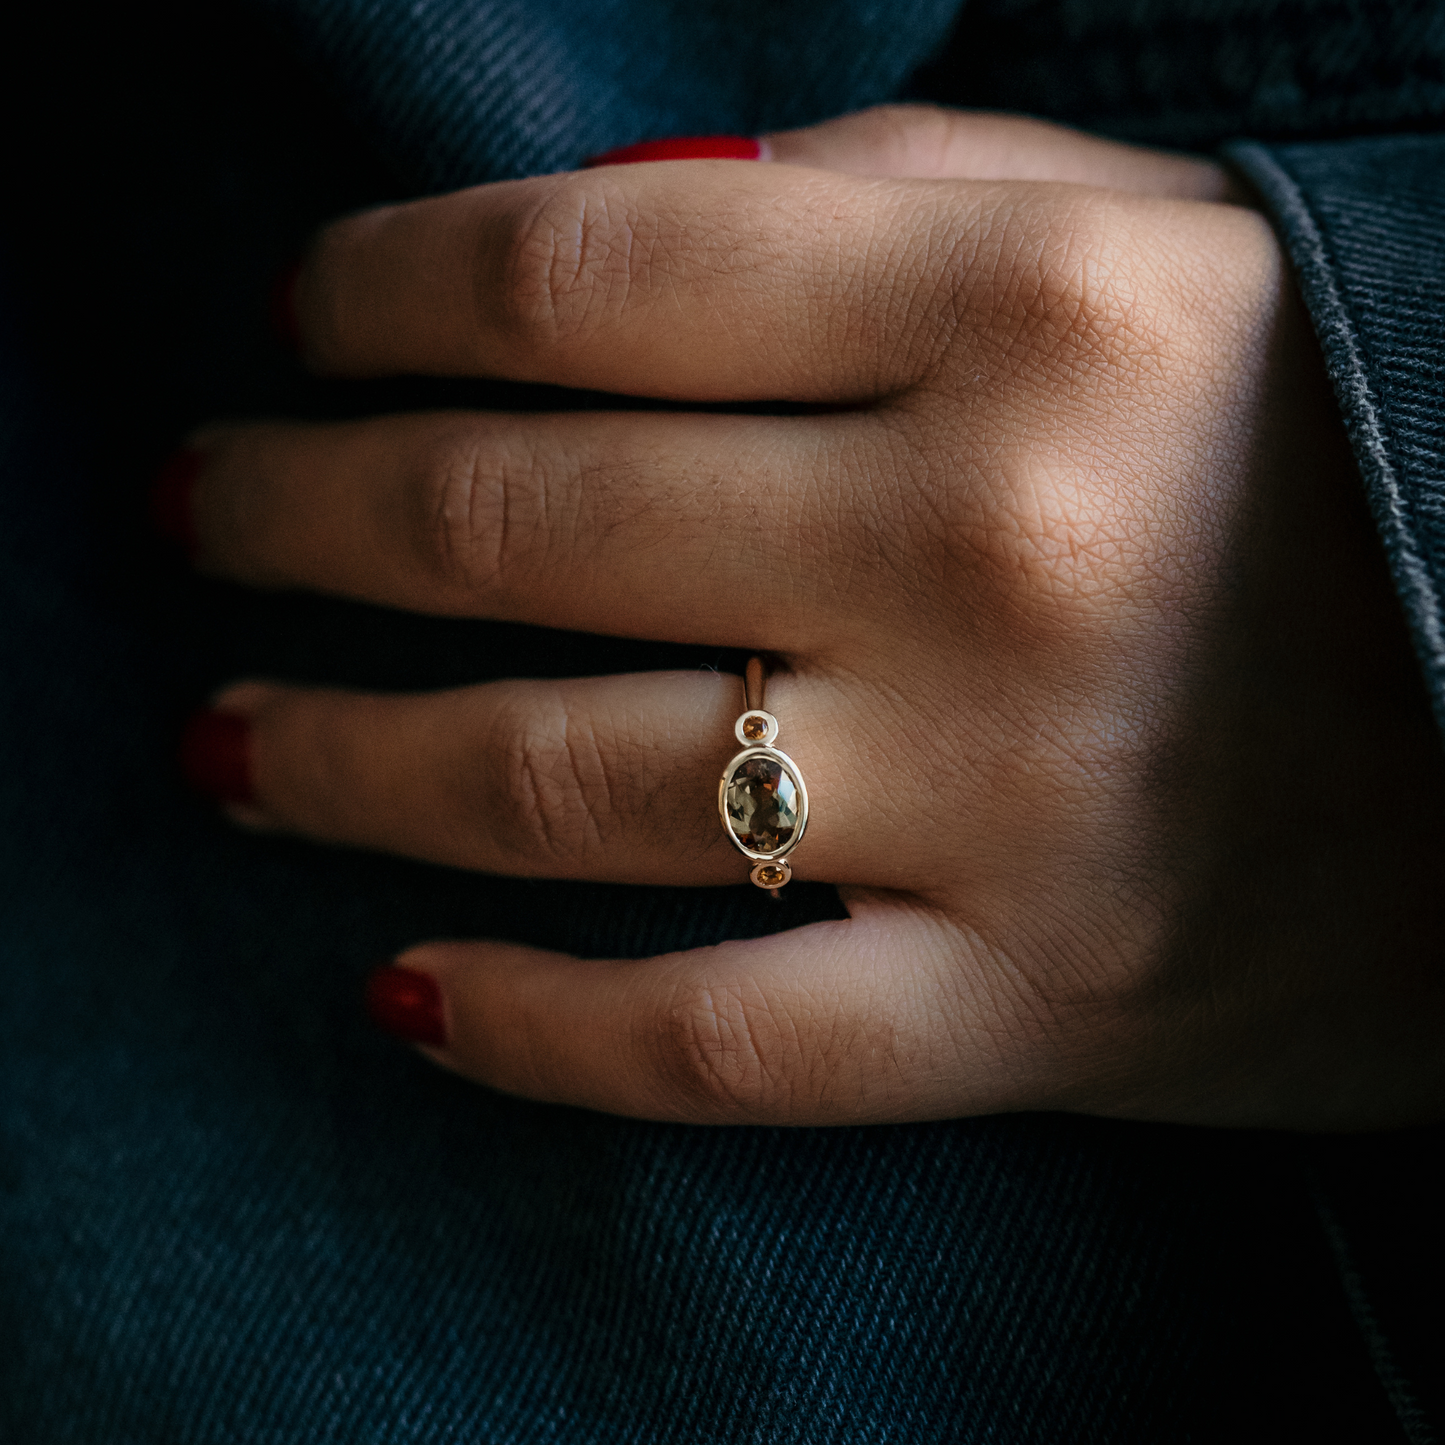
256 0 963 189
1228 136 1445 739
1 1 1441 1440
916 0 1445 147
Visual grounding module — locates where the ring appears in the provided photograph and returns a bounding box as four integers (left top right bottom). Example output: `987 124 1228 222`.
719 657 809 894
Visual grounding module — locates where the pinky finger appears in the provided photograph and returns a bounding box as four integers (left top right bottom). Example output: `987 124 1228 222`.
365 899 1024 1126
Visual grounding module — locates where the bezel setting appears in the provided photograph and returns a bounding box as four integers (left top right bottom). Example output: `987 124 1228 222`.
718 744 809 863
735 710 780 746
750 859 793 889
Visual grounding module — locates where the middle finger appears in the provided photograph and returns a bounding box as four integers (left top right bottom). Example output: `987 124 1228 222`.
190 407 862 650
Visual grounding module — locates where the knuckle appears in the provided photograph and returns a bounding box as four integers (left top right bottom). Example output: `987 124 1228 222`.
650 979 798 1121
935 194 1172 402
1015 201 1169 390
927 201 1200 622
834 102 958 170
408 429 501 595
407 427 554 604
983 455 1159 618
934 449 1181 655
892 102 974 173
487 693 611 869
489 174 645 362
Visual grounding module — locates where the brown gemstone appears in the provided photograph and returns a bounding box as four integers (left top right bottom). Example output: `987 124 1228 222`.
741 715 768 741
724 755 799 854
756 863 788 887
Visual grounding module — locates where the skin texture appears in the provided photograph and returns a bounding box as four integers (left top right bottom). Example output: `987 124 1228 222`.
189 106 1445 1130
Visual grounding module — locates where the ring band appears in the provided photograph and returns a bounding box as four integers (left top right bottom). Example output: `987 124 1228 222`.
719 657 809 894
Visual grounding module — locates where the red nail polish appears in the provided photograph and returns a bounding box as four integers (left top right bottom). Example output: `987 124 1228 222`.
268 260 303 350
180 709 254 806
150 448 202 554
365 965 448 1047
584 134 761 167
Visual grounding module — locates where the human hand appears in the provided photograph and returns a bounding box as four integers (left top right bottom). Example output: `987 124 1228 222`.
175 107 1445 1129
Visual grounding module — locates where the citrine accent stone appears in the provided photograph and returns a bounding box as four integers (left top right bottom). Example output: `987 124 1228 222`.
724 755 799 854
755 863 788 888
741 715 768 741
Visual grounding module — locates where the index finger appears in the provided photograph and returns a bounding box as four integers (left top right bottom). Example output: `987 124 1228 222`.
297 162 1002 401
763 106 1240 199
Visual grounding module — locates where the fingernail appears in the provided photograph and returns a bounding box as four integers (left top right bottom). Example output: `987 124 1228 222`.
365 965 448 1047
150 448 202 554
268 260 302 350
584 134 762 167
180 709 254 805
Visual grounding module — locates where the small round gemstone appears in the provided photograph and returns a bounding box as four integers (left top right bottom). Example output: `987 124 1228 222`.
724 755 800 854
741 715 768 741
756 863 788 887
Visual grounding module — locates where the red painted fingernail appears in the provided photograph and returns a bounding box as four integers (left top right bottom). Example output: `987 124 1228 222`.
584 134 761 167
180 709 254 806
150 448 202 554
268 260 303 350
366 965 448 1047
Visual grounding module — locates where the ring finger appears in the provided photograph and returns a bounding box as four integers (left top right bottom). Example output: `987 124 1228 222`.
196 667 862 887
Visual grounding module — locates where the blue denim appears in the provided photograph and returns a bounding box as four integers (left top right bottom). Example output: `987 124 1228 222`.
1 1 1440 1439
1228 136 1445 741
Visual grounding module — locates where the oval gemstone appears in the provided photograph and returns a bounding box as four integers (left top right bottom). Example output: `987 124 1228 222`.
724 754 800 854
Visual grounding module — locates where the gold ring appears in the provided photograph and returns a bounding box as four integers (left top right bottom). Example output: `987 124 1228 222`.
719 657 809 895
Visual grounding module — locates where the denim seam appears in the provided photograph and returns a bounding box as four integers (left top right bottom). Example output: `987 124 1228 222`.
1222 139 1445 739
1309 1182 1438 1445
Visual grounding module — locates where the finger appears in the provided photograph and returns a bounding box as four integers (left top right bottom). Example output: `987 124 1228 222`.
374 896 1029 1124
297 158 997 399
763 104 1240 200
207 669 829 887
189 408 848 647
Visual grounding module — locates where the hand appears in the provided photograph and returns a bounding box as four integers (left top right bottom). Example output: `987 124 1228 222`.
179 107 1445 1129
